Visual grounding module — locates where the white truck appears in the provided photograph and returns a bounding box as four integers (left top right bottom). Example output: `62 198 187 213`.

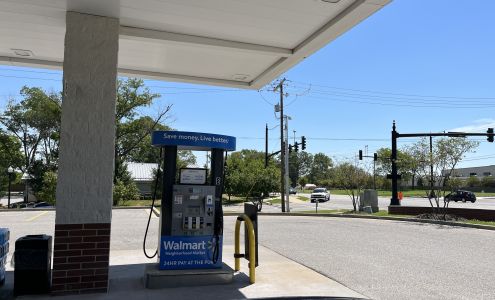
310 188 330 203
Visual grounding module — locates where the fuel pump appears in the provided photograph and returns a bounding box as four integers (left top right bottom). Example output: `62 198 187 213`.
147 131 235 270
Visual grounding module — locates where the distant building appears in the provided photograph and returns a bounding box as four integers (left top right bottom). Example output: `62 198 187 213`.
126 162 158 198
448 165 495 179
304 184 317 190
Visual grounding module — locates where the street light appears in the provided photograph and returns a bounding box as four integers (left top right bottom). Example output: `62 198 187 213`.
7 166 14 209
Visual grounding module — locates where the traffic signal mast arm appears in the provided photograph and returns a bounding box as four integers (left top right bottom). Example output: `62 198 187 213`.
389 122 495 206
397 131 494 138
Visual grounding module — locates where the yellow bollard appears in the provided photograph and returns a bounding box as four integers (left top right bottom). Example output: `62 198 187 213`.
234 214 256 284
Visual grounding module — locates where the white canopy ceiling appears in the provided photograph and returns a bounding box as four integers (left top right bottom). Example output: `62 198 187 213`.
0 0 390 89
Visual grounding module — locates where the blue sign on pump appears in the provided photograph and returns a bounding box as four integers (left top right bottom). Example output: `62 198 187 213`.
152 131 236 151
159 235 222 270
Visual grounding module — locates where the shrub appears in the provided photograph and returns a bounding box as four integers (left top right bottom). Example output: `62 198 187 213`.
113 180 139 206
36 171 57 204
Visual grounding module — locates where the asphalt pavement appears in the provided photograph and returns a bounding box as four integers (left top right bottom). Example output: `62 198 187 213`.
257 216 495 300
1 210 494 299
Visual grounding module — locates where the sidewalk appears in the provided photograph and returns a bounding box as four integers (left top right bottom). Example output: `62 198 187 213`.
1 244 367 300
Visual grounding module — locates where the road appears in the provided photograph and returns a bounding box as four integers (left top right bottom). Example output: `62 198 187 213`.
254 216 495 300
2 210 495 299
252 193 495 213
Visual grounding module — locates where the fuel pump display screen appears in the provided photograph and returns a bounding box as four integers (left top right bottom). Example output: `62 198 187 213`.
187 206 200 214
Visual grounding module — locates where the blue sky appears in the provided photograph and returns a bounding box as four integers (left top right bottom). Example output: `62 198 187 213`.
1 0 495 168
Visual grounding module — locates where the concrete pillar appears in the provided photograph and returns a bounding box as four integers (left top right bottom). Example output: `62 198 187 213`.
52 11 119 295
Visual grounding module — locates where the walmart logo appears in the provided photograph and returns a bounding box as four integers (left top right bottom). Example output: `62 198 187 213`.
163 240 206 250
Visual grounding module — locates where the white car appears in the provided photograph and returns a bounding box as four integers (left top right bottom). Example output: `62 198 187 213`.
310 188 330 202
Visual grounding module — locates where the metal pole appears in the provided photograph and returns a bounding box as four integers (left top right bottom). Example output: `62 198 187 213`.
293 130 298 188
390 121 400 205
373 159 376 190
161 146 177 237
279 79 286 212
284 116 290 212
8 172 11 209
430 136 434 197
265 124 269 168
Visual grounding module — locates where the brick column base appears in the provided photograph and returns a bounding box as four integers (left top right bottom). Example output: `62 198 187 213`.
52 223 111 295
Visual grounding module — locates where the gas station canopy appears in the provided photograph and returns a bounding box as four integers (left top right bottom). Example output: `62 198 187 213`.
0 0 389 89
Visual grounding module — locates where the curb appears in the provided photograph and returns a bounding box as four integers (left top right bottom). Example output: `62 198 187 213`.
3 207 493 231
241 212 495 231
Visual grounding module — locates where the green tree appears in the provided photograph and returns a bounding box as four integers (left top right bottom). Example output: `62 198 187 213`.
413 137 479 212
445 177 463 191
481 176 495 188
332 162 370 211
224 150 280 199
289 151 313 187
114 78 172 182
0 133 23 192
375 147 415 183
0 87 61 197
466 176 480 188
0 87 61 173
308 153 333 185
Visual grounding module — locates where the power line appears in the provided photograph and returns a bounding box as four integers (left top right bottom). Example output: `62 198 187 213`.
0 67 61 75
0 74 61 82
308 90 495 106
257 91 275 106
292 80 495 100
304 94 495 109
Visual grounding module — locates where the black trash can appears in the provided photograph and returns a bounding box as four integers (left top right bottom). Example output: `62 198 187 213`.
14 234 52 296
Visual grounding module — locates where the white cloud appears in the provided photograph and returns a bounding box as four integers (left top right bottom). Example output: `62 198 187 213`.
449 119 495 133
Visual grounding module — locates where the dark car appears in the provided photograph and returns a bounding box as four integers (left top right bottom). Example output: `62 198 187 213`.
33 202 54 208
289 187 297 195
444 190 476 203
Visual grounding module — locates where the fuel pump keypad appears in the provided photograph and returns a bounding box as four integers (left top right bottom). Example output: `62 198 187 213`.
171 185 216 236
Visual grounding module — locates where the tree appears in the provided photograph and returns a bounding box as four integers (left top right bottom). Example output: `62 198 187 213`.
0 133 23 192
375 147 416 187
308 153 333 185
414 137 479 213
332 162 370 212
114 78 172 182
445 177 463 192
0 87 61 199
400 145 425 190
289 151 313 187
481 176 495 188
466 176 480 188
0 87 61 173
224 150 280 200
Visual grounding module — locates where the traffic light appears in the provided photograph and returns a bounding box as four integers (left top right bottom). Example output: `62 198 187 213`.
301 136 306 150
294 143 299 152
358 150 363 160
488 128 494 143
374 153 378 161
289 144 293 153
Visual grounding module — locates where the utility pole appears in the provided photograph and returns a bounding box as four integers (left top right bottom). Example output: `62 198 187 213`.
284 115 290 212
277 78 286 212
265 124 269 168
